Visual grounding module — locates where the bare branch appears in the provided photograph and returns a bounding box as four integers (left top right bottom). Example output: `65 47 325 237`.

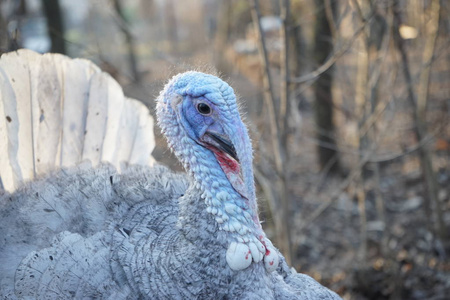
249 0 283 173
290 16 371 84
279 0 290 138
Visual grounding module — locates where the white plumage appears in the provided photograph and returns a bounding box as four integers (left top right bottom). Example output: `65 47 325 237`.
0 49 155 192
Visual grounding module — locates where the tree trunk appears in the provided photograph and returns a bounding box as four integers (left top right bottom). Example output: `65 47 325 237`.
41 0 66 54
313 0 340 173
0 5 9 54
392 0 446 242
112 0 141 83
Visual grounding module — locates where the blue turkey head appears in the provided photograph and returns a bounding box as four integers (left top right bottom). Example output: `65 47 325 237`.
156 71 255 203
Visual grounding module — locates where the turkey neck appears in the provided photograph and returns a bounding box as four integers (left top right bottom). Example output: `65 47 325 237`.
173 133 264 244
177 185 221 243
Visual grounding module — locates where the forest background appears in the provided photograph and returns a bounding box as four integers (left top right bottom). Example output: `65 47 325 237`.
1 0 449 298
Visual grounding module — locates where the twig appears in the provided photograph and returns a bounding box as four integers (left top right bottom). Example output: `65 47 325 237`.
349 0 371 262
290 13 373 84
279 0 290 140
310 154 339 195
298 118 447 164
358 4 394 139
417 0 440 122
369 119 448 163
249 0 283 173
278 0 293 264
324 0 337 40
297 135 380 234
254 167 279 218
112 0 141 83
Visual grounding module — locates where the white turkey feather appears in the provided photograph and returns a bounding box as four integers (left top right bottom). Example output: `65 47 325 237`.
128 98 155 166
0 49 155 193
100 73 124 163
60 57 100 167
113 98 140 167
0 50 36 188
0 69 15 191
33 53 62 174
82 72 111 165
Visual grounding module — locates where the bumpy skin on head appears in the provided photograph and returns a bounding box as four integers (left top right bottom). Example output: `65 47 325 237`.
0 72 342 299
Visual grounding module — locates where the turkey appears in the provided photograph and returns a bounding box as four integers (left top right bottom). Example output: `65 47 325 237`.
0 50 341 299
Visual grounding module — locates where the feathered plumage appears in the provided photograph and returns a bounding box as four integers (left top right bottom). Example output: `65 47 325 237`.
0 49 155 193
0 50 341 299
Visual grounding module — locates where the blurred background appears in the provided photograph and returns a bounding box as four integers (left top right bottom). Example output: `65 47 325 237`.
1 0 449 298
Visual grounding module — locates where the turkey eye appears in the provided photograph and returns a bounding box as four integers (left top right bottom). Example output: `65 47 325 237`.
197 103 211 115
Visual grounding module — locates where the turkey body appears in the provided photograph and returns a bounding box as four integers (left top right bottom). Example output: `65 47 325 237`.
0 51 341 299
0 163 339 299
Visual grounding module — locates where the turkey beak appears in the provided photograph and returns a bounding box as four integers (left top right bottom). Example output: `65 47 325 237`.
205 132 239 162
202 126 250 200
